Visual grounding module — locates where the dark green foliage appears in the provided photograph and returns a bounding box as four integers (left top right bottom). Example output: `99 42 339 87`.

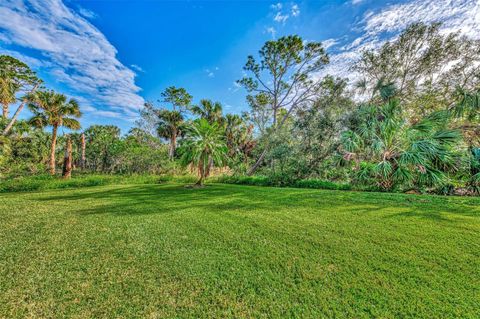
180 119 228 185
340 100 461 191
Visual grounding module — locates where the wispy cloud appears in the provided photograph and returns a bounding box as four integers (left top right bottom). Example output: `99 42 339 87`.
0 0 144 121
270 3 282 10
77 5 97 20
205 67 219 78
265 26 277 38
270 2 300 24
130 64 144 73
291 4 300 17
351 0 366 5
274 12 289 23
322 38 339 50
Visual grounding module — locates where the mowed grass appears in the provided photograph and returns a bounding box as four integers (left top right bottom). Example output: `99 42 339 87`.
0 184 479 318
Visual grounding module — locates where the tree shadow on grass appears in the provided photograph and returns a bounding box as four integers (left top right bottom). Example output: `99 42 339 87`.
32 183 480 221
33 184 278 217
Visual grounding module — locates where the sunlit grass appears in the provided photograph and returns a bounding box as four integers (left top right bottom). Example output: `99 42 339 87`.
1 183 479 318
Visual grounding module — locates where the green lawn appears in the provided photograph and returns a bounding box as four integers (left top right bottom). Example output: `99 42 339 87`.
1 183 479 318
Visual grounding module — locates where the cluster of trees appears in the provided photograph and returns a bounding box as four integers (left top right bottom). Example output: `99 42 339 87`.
0 56 254 185
1 22 480 193
237 22 480 194
137 88 255 184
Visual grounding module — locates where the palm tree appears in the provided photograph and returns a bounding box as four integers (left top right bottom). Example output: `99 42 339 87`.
28 90 81 175
340 99 459 191
224 114 254 160
157 109 184 160
453 88 480 121
181 119 227 186
190 99 223 125
225 114 243 155
62 135 73 179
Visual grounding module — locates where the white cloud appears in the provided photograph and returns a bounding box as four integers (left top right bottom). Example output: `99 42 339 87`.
130 64 144 73
205 68 217 78
94 110 124 118
322 38 339 50
77 6 97 19
265 26 277 38
274 12 289 23
351 0 365 5
228 81 242 93
291 4 300 17
0 0 144 121
270 3 282 10
270 2 300 24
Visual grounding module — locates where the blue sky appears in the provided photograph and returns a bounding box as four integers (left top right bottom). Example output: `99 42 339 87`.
0 0 479 132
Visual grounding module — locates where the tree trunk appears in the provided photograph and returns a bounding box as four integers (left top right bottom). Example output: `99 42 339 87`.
206 156 213 177
2 103 8 119
196 162 205 186
62 136 72 179
80 133 86 170
247 148 268 175
169 131 177 160
50 125 58 175
247 108 291 175
3 83 39 135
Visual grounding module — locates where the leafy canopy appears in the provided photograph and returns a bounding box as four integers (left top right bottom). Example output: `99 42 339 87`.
27 90 81 130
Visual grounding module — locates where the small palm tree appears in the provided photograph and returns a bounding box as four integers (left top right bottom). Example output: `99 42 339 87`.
181 119 227 186
157 109 184 160
28 90 81 175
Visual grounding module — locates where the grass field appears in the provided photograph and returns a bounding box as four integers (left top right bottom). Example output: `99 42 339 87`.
1 183 479 318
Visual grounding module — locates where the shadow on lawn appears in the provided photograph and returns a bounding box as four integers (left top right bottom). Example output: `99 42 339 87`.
35 184 278 217
33 183 480 221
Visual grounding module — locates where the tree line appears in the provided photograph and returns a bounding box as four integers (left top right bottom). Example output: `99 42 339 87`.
1 22 480 193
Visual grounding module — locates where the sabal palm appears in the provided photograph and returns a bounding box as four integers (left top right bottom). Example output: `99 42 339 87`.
452 88 480 122
28 90 81 175
190 99 223 125
225 114 243 154
341 100 459 190
156 109 184 159
181 119 227 185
